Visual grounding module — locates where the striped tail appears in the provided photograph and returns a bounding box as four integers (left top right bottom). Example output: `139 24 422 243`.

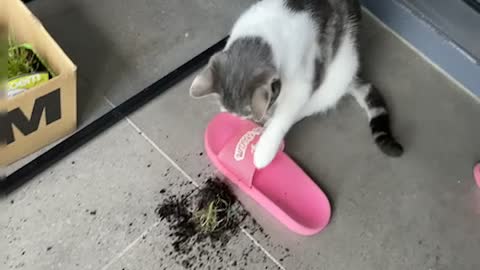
351 81 404 157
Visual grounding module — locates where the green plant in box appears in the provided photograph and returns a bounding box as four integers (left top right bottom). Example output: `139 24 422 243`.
7 43 41 78
0 26 7 88
6 35 53 97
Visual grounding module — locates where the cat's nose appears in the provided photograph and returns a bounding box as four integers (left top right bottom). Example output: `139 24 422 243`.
253 119 266 126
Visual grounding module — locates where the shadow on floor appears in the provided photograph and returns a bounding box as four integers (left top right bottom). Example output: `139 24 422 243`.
29 0 130 124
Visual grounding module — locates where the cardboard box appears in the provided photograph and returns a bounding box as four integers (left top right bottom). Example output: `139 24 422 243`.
0 0 77 166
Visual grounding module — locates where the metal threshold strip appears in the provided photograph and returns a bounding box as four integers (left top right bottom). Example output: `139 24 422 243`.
464 0 480 13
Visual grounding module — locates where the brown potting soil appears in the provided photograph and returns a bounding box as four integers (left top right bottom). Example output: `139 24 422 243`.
155 178 245 255
153 177 292 269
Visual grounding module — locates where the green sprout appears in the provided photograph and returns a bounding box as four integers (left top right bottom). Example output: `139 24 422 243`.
0 26 7 83
194 196 233 234
7 38 41 78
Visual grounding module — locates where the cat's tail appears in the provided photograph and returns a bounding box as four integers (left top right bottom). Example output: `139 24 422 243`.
351 81 404 157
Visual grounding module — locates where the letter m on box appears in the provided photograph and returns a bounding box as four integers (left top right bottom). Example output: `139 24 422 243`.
1 89 62 145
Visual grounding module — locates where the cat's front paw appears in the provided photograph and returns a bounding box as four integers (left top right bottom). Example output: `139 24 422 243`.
253 135 281 169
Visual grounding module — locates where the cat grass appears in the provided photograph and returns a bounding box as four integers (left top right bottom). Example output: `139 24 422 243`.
155 178 244 257
4 34 54 97
194 196 235 234
7 34 53 79
7 42 41 78
0 26 7 84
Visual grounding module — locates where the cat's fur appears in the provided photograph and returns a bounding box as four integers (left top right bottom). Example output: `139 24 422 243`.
190 0 403 168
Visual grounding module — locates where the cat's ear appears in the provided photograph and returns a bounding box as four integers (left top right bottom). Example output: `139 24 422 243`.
190 66 216 99
252 85 272 122
190 52 226 99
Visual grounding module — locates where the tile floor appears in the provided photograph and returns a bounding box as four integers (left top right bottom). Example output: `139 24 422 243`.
2 2 480 270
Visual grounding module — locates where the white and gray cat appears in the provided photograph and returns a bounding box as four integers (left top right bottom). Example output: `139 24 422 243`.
190 0 403 168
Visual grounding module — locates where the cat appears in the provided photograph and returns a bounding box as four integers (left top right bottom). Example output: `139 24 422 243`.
190 0 403 168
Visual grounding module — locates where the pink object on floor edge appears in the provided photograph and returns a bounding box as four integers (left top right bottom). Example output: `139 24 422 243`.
474 163 480 188
204 113 331 235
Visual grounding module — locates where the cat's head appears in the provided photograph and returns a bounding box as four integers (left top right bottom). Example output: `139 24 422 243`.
189 39 280 123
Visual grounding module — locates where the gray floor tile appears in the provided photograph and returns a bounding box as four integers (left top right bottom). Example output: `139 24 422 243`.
28 0 255 106
105 222 279 270
76 76 113 127
126 11 480 270
128 75 217 179
1 121 196 270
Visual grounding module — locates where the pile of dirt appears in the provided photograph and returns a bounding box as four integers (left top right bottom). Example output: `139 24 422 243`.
155 178 245 256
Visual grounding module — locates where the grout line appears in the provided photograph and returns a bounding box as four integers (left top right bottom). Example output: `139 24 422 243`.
124 117 200 188
241 228 287 270
103 97 199 188
104 96 286 269
100 222 160 270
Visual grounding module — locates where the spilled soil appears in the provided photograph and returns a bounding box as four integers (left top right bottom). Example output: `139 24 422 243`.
155 178 248 267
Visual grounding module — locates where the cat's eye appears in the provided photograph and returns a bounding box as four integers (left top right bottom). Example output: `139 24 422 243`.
271 79 281 96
